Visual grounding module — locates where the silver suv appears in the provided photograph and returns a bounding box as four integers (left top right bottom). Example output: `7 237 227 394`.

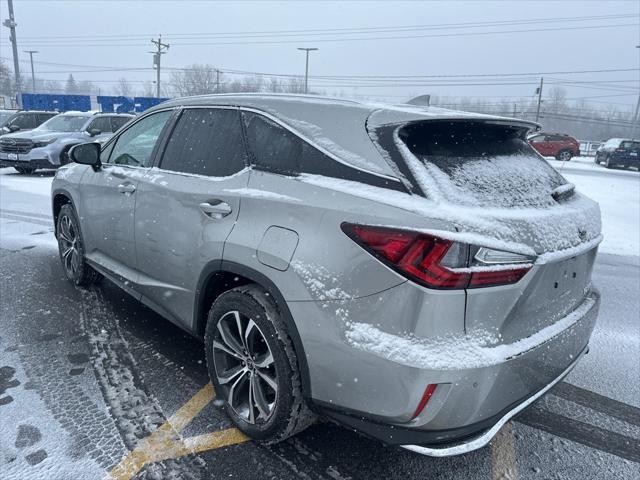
51 94 601 456
0 111 133 174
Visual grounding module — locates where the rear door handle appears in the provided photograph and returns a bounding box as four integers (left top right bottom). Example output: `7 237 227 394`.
199 201 232 219
118 183 136 194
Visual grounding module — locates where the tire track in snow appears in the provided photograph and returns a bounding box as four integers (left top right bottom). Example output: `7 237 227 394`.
80 288 206 479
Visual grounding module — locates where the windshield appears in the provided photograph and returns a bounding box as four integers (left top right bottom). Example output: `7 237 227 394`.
37 115 88 132
373 121 567 208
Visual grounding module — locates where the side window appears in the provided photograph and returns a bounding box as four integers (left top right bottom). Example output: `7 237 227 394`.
529 135 545 143
87 117 111 134
107 110 172 167
242 112 304 174
110 116 130 132
160 108 246 177
27 114 40 128
11 114 34 129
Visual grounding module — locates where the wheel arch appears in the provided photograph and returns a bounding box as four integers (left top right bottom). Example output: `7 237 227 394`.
194 260 312 399
51 188 76 235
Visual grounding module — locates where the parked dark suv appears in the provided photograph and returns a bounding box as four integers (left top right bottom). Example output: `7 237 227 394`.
0 110 58 135
528 132 580 161
595 138 640 170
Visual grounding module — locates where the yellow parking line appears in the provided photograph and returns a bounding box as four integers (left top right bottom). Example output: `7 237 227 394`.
107 383 249 480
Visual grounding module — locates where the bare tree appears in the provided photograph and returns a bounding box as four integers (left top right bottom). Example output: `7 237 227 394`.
170 64 220 96
0 59 14 97
114 77 134 97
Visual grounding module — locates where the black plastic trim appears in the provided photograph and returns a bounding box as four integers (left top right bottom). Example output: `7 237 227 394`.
193 259 312 399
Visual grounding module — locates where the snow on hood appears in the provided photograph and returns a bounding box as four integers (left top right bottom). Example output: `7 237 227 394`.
1 130 70 142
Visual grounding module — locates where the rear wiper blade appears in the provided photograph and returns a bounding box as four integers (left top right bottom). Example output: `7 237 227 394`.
551 183 575 201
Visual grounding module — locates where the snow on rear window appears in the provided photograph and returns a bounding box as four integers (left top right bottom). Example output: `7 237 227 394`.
391 121 567 208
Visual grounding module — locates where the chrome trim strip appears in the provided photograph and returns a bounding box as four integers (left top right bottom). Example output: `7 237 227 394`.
401 348 587 457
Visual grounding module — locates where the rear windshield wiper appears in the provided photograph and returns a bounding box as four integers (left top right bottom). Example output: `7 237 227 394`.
551 183 575 202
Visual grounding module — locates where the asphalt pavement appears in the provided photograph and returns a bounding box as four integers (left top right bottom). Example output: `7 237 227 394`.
0 167 639 480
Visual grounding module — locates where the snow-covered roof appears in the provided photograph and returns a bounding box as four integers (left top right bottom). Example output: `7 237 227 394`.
155 94 539 178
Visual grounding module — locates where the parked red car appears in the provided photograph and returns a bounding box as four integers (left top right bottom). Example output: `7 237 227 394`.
528 132 580 161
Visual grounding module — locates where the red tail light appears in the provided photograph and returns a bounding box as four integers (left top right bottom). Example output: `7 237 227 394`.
341 223 532 290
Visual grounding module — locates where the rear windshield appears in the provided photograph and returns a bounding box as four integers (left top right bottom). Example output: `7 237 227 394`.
374 121 568 208
620 141 640 150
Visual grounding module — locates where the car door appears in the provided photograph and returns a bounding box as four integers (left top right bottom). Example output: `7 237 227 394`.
80 109 174 291
134 107 249 330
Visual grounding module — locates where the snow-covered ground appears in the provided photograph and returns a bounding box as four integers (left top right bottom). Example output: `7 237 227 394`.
1 164 638 478
547 157 640 257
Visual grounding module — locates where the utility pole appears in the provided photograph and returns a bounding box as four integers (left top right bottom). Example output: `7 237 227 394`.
535 77 544 122
633 45 640 138
216 69 220 93
24 50 38 92
3 0 21 103
150 36 169 98
297 47 318 94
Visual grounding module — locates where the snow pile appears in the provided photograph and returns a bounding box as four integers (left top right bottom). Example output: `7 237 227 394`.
345 295 597 370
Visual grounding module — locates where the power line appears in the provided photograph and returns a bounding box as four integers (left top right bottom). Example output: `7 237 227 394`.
2 56 636 80
14 13 634 41
13 22 639 48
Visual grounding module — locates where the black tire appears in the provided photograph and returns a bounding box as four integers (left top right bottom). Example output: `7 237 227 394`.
594 154 600 164
56 204 101 287
556 150 572 161
14 166 36 175
605 155 613 169
205 285 315 444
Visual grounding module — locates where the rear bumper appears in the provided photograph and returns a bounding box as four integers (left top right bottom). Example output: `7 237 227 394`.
309 288 599 453
401 348 586 456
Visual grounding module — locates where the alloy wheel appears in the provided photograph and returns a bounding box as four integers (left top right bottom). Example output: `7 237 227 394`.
558 151 571 161
57 214 81 278
212 310 277 424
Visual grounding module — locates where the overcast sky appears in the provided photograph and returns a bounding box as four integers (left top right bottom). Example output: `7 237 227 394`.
0 0 638 110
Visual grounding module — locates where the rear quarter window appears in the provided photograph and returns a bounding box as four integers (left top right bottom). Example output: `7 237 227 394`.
241 111 407 192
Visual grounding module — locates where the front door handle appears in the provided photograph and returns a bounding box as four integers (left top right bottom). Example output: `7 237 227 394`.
199 201 232 219
118 183 136 194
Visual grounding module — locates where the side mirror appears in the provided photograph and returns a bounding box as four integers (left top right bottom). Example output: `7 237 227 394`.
88 128 102 137
69 142 101 170
8 124 20 132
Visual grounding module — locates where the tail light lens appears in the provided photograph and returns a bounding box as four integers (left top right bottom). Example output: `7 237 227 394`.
341 223 533 290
